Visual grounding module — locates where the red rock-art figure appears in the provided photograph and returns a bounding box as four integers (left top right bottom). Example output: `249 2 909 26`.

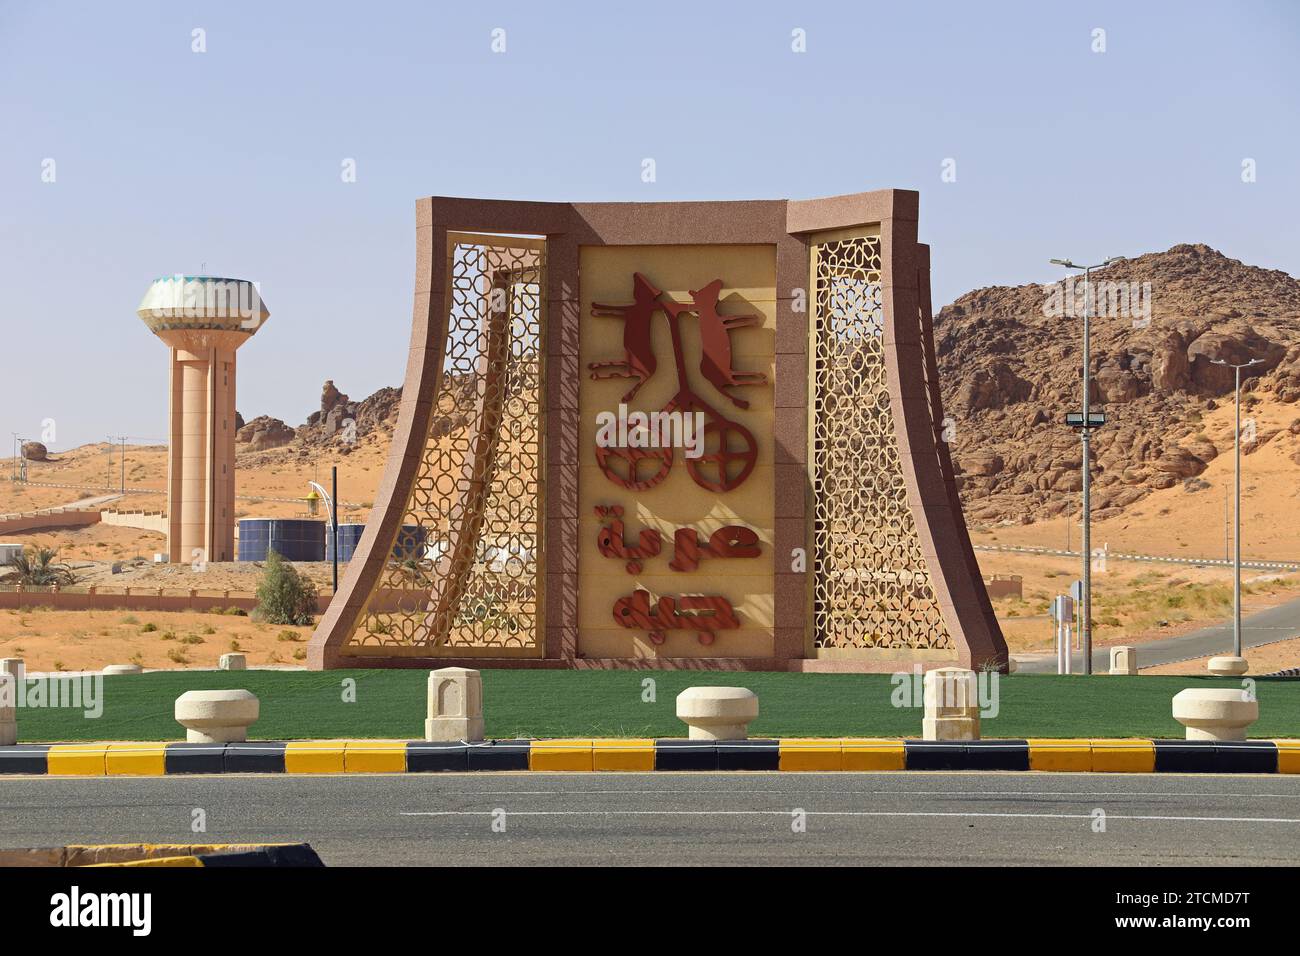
685 279 767 410
588 272 661 403
589 273 765 493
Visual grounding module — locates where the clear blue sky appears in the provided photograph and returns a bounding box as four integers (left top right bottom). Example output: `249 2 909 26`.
3 0 1297 449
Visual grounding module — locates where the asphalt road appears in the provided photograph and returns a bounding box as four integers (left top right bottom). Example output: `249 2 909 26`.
3 771 1300 865
1019 591 1300 673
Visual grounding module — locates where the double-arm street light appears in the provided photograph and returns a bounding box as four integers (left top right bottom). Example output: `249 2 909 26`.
1049 255 1126 675
1211 356 1263 663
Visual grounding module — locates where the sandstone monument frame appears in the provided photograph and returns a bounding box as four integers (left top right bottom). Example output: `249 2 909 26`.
308 190 1006 672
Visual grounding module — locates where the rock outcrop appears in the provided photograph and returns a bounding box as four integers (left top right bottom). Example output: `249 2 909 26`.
937 243 1300 526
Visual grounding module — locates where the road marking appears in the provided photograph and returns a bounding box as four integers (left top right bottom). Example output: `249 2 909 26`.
460 787 1300 799
401 809 1300 823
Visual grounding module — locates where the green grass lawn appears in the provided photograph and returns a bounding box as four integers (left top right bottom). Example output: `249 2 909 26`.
13 670 1299 742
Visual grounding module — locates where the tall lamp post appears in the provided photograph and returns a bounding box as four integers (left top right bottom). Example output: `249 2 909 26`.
1211 356 1262 666
1049 255 1125 674
308 477 338 593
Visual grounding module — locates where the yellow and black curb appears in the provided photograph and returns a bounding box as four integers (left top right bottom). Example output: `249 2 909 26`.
0 842 323 867
2 738 1299 774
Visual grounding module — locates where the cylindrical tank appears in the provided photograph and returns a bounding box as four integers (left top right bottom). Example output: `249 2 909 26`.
325 523 427 562
237 518 325 562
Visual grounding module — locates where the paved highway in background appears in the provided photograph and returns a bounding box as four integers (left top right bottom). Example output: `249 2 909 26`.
1017 591 1300 673
2 772 1300 865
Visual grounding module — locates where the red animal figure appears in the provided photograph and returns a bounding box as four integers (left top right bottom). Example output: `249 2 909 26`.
588 272 661 402
686 280 767 409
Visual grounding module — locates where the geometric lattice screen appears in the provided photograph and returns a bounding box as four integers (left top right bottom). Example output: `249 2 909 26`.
810 233 953 651
347 233 544 655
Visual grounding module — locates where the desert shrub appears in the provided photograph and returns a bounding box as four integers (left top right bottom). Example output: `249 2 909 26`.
180 634 204 645
140 622 157 633
166 647 190 664
277 629 302 642
253 550 318 626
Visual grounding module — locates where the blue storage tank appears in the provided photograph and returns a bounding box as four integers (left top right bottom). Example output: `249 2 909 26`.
237 518 326 562
325 523 428 562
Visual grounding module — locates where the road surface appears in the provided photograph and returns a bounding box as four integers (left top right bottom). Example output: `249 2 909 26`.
1018 591 1300 673
2 771 1299 865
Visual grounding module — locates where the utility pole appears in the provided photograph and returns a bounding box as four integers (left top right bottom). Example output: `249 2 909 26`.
1050 256 1125 675
1212 356 1262 663
331 465 339 593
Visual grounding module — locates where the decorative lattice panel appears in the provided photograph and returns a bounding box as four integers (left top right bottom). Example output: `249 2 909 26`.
810 234 952 650
349 234 544 654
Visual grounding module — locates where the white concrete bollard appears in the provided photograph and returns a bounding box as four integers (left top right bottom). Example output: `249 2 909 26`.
922 667 980 741
174 689 260 743
218 653 247 671
0 674 16 746
1207 655 1249 677
676 686 759 740
1110 646 1139 676
425 667 484 742
103 664 143 676
1172 688 1258 741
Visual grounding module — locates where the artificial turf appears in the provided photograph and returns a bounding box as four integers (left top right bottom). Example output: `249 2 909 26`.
12 669 1299 742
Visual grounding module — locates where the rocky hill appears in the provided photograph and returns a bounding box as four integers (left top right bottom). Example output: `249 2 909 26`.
235 379 402 464
937 243 1300 526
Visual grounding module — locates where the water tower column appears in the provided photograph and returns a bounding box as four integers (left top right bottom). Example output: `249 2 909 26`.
139 276 268 566
173 347 212 564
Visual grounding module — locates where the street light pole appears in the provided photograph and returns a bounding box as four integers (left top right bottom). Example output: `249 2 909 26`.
1212 356 1262 660
1050 255 1125 675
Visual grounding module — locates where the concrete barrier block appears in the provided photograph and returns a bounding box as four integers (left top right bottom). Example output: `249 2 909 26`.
174 689 259 743
285 741 345 774
591 739 654 772
841 739 906 771
675 686 758 740
1207 655 1249 677
1172 688 1259 741
922 667 980 740
1109 646 1138 675
530 739 594 772
1027 738 1093 772
425 667 484 742
1090 739 1155 773
47 743 109 776
106 742 166 776
342 739 406 773
779 738 843 772
102 664 143 676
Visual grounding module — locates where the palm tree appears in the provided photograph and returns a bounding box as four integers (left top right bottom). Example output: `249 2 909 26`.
12 547 76 587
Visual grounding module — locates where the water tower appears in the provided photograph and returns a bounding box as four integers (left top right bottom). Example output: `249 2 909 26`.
137 276 269 563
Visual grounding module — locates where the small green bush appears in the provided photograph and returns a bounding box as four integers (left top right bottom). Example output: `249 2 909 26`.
140 622 157 633
253 550 319 626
